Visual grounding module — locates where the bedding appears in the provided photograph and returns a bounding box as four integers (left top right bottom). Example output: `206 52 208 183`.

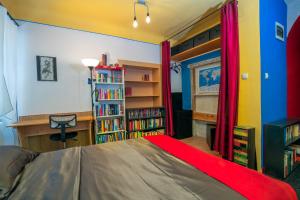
4 136 298 200
0 146 39 199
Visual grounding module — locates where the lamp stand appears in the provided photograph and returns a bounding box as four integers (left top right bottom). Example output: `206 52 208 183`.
88 66 95 144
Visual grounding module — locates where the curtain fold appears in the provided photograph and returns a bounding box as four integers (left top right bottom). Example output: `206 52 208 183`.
214 0 240 160
161 41 174 136
0 6 13 117
0 6 19 145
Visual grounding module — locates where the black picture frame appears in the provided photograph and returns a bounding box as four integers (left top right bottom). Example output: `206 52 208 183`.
36 56 57 81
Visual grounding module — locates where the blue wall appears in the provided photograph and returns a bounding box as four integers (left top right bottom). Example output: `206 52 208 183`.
260 0 287 166
181 50 221 110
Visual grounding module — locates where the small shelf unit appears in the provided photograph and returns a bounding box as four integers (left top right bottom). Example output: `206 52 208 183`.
264 119 300 179
93 66 127 144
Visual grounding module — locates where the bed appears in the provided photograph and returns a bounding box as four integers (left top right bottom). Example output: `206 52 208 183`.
1 135 298 200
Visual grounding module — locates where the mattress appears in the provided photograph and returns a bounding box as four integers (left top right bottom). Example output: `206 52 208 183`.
8 138 245 200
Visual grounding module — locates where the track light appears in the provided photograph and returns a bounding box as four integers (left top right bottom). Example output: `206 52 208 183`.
133 16 138 28
133 1 151 28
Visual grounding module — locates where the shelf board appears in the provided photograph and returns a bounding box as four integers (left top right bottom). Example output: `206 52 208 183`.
126 95 159 98
171 37 221 62
96 99 125 101
125 80 159 83
128 116 165 120
128 126 165 133
97 130 126 135
95 82 123 85
119 59 160 70
96 114 124 119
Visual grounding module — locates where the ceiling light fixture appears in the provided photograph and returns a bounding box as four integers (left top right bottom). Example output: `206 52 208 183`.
133 0 151 28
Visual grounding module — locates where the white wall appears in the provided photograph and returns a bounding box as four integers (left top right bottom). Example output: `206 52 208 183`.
171 69 182 93
17 22 160 116
285 0 300 33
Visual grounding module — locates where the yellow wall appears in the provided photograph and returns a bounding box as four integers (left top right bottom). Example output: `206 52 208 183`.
238 0 262 171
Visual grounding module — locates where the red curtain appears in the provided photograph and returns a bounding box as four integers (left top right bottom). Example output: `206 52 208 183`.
161 41 174 136
214 0 240 160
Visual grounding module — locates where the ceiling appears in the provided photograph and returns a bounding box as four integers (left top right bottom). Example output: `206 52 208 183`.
1 0 224 44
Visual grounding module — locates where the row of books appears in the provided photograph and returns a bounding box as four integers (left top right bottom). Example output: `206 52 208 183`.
127 108 164 120
284 146 300 178
233 128 249 166
284 124 300 144
96 131 126 144
95 88 123 100
95 71 122 83
95 104 124 117
97 118 124 133
127 130 164 139
128 118 164 132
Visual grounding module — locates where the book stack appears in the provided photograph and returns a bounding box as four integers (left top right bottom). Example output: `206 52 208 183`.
96 132 126 144
284 124 300 145
128 130 164 139
95 103 124 117
97 118 124 134
127 108 163 119
96 70 122 83
95 88 123 100
128 118 164 132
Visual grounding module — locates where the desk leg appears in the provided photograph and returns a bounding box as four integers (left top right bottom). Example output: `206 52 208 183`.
88 121 93 145
18 127 29 149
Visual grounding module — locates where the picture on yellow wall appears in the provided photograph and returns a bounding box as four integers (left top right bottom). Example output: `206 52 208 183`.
196 65 220 95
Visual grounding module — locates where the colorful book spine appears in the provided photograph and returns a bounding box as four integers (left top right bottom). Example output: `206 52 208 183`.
97 118 124 133
128 130 164 139
284 124 300 145
96 70 122 83
95 104 124 117
128 118 164 132
96 131 126 144
96 88 123 100
128 108 163 119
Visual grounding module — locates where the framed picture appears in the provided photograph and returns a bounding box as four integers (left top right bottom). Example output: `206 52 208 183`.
195 65 220 95
36 56 57 81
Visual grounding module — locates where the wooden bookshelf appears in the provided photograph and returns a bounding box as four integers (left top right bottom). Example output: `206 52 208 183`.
118 60 162 109
171 37 221 62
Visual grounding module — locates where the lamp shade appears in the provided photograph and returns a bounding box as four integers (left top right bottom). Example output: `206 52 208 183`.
81 58 99 67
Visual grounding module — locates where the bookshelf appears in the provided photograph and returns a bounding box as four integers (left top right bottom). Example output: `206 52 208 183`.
126 107 165 139
264 119 300 179
93 66 126 144
233 126 256 170
118 60 162 109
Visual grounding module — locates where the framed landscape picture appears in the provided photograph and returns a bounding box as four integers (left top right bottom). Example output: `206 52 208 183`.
36 56 57 81
195 65 220 95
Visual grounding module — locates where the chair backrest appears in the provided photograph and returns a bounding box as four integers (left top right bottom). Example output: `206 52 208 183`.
49 114 77 129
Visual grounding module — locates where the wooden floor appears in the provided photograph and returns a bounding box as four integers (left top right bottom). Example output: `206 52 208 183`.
180 136 220 157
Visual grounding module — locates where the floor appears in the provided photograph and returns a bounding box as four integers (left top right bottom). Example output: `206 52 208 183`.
181 136 300 199
180 136 220 157
285 167 300 199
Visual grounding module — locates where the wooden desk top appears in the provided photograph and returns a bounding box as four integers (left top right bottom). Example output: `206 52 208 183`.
9 112 93 128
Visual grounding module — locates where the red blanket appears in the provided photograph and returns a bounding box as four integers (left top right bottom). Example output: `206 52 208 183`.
145 135 298 200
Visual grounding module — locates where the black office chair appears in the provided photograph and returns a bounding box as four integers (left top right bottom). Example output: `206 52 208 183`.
49 114 78 149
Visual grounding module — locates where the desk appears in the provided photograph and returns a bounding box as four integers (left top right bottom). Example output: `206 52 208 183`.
10 112 94 152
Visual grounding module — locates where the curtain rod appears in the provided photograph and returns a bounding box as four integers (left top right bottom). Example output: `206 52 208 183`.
167 0 237 41
7 12 19 27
